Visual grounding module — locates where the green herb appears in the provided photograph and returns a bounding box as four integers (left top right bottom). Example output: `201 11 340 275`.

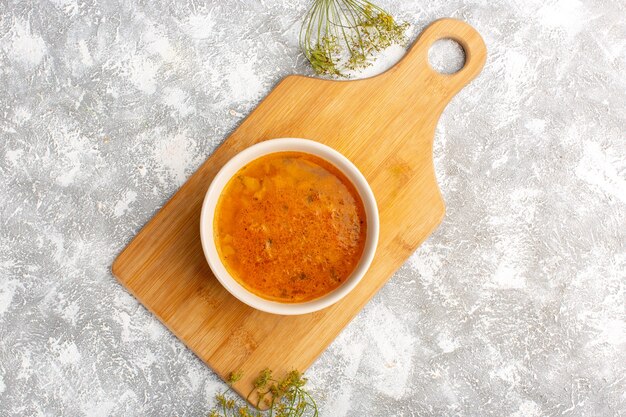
300 0 409 77
208 369 318 417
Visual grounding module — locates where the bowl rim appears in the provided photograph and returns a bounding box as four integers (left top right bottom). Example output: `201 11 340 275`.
199 138 379 315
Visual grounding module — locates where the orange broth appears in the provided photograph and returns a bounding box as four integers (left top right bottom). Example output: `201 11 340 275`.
214 151 367 303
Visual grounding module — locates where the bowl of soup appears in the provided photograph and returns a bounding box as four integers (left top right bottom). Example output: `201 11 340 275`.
200 138 378 315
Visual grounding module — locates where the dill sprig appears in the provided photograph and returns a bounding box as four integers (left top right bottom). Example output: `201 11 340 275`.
300 0 409 77
208 369 318 417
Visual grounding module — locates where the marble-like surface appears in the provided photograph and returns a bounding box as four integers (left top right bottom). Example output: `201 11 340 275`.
1 0 625 415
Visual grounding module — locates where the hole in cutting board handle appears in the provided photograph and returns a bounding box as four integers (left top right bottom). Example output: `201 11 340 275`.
428 38 466 74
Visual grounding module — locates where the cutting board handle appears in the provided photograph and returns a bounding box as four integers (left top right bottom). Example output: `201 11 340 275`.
390 18 487 97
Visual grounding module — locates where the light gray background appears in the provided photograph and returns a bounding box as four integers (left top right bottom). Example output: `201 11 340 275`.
1 0 625 416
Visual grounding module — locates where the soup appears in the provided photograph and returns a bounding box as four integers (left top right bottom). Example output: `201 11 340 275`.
214 151 367 303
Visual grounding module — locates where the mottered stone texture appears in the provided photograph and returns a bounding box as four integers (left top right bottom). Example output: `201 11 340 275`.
1 0 625 416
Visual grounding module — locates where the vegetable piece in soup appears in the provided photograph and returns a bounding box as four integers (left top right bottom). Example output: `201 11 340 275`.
214 152 367 302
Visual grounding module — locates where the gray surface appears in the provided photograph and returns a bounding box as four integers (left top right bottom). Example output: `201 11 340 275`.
1 0 625 415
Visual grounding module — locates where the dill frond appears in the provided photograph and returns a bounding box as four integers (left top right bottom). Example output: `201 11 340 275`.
300 0 408 77
208 369 318 417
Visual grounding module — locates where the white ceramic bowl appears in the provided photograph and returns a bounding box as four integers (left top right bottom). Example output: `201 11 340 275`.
200 138 379 315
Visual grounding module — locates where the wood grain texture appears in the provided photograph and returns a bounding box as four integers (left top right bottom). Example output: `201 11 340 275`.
112 18 486 405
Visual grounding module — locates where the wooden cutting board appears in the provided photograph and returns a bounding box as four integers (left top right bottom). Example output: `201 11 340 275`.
112 18 486 404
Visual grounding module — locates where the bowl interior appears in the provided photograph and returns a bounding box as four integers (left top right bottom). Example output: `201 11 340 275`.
200 138 379 315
